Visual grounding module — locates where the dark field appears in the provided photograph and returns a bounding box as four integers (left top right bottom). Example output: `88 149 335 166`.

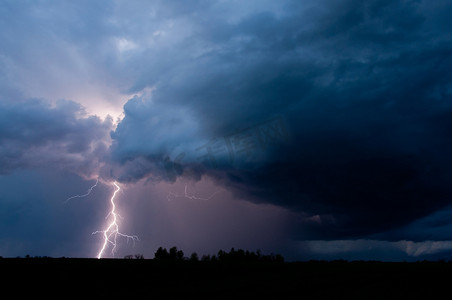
2 258 452 298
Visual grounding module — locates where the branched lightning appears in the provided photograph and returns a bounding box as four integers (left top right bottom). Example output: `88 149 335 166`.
64 178 99 203
92 181 138 259
167 184 222 201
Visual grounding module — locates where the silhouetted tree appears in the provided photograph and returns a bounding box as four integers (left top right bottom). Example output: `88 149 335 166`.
190 252 199 262
154 247 169 260
169 246 178 260
201 254 211 262
134 254 144 259
217 250 225 260
155 246 185 261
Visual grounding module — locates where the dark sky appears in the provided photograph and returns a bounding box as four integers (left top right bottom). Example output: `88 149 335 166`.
1 0 452 261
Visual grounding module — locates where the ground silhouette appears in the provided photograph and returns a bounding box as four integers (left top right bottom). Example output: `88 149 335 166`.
2 250 452 298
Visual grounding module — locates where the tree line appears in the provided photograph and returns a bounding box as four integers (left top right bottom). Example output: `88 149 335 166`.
150 246 284 263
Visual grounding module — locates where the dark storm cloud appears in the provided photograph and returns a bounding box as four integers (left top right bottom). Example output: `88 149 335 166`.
0 99 112 176
109 0 452 239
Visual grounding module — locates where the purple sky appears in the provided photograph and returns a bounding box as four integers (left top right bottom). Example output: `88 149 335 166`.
1 0 452 261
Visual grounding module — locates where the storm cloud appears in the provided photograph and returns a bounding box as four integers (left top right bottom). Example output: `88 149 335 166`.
107 0 452 240
0 99 112 177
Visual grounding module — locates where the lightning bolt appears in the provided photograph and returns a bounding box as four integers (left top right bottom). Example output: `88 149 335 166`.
64 178 98 203
167 183 222 201
92 181 138 259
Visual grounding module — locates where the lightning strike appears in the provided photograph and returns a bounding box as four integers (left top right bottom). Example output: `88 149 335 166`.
64 178 99 203
167 183 222 201
93 181 138 259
